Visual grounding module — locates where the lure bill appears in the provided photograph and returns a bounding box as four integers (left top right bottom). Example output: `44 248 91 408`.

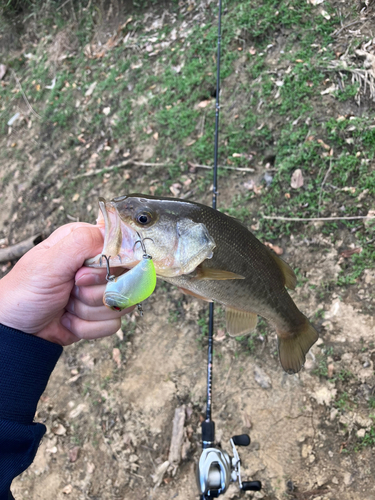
103 255 157 311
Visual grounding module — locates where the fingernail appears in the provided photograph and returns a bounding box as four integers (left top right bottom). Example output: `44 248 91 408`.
61 314 71 330
75 274 87 286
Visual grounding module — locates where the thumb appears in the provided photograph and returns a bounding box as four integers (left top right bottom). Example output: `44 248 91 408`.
45 225 104 279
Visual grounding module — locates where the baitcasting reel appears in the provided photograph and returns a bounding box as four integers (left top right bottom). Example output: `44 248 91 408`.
197 421 262 499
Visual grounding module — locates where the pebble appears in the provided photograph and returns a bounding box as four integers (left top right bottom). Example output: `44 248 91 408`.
254 366 272 389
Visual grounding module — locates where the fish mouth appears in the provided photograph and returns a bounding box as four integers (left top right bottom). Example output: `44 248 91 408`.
85 197 138 268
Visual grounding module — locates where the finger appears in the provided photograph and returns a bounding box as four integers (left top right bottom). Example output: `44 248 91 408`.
66 297 133 320
75 267 127 287
71 284 106 307
61 312 121 340
45 226 104 280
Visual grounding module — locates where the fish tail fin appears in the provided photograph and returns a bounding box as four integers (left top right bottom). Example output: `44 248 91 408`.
277 319 318 374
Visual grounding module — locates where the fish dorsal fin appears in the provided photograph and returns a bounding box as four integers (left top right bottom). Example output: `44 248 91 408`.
266 249 297 290
193 267 245 281
226 307 258 336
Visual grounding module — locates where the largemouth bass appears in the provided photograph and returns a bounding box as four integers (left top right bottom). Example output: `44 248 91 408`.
86 194 318 373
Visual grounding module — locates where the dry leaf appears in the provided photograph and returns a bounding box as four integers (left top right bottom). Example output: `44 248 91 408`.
69 446 80 463
0 64 7 80
291 169 304 189
153 132 159 140
149 185 157 195
264 242 283 255
170 183 182 197
198 99 210 108
185 139 196 146
103 107 111 116
242 411 252 429
112 348 121 368
321 9 330 20
72 193 80 202
340 248 362 258
249 47 256 55
213 329 226 342
62 484 73 495
85 81 97 97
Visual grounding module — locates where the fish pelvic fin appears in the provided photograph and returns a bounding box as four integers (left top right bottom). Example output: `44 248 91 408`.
277 319 318 374
266 248 297 290
226 308 258 336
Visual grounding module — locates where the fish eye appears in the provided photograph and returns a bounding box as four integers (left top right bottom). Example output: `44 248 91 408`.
136 212 152 225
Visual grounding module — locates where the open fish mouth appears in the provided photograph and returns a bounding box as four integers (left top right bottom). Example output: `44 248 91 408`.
85 197 138 268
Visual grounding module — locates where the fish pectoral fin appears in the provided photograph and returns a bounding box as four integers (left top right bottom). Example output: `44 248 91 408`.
266 248 297 290
226 308 258 336
178 287 213 302
277 319 319 374
193 267 245 281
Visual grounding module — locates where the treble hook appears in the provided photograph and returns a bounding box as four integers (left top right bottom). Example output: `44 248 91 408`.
102 254 116 282
133 232 154 259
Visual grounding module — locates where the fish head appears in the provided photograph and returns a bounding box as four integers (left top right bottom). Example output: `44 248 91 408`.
85 194 216 277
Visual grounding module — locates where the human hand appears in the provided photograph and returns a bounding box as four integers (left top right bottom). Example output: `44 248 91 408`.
0 223 133 346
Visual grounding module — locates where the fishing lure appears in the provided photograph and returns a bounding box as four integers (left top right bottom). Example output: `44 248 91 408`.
103 236 157 311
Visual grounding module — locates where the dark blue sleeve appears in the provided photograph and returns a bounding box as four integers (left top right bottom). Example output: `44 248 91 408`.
0 324 63 500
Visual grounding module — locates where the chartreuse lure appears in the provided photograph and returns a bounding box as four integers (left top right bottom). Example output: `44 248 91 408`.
103 255 157 311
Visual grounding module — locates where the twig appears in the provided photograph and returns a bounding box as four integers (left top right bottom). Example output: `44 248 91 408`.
11 70 42 120
331 19 364 37
72 159 168 179
0 234 43 263
262 215 375 222
189 162 255 173
72 159 255 179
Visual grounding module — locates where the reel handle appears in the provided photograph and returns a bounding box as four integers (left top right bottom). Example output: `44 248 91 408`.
241 480 262 491
231 434 250 447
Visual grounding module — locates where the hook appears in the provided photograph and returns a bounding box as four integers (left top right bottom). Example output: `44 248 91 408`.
133 232 154 259
102 254 115 282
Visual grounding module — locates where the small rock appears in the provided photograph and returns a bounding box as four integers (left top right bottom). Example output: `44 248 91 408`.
330 409 338 421
51 423 66 436
343 472 354 486
254 366 272 389
62 484 73 495
332 476 339 484
357 428 366 438
69 403 87 419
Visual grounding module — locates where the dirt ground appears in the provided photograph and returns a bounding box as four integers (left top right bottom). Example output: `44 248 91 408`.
1 1 375 499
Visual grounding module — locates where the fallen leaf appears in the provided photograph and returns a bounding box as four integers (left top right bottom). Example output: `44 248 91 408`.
85 81 97 97
321 9 330 20
0 64 7 80
103 107 111 116
72 193 80 202
249 47 256 55
291 169 304 189
213 329 226 342
243 180 254 191
62 485 73 495
264 242 283 255
183 178 192 187
153 132 159 140
113 348 121 368
198 99 210 108
242 412 252 429
185 139 196 146
149 185 157 195
170 183 182 197
232 153 244 158
340 248 362 258
69 446 80 463
317 139 330 150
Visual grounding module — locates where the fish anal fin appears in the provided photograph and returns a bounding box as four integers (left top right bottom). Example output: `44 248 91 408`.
226 307 258 336
277 319 318 374
193 267 245 281
179 287 213 302
266 249 297 290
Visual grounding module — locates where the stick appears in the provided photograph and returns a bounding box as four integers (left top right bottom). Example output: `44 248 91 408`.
168 406 186 465
189 162 255 172
0 234 43 263
71 159 168 179
262 215 375 222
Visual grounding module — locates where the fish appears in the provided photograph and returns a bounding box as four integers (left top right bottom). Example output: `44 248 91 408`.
86 194 318 374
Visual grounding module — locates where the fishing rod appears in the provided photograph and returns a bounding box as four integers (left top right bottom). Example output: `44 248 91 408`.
196 1 261 497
